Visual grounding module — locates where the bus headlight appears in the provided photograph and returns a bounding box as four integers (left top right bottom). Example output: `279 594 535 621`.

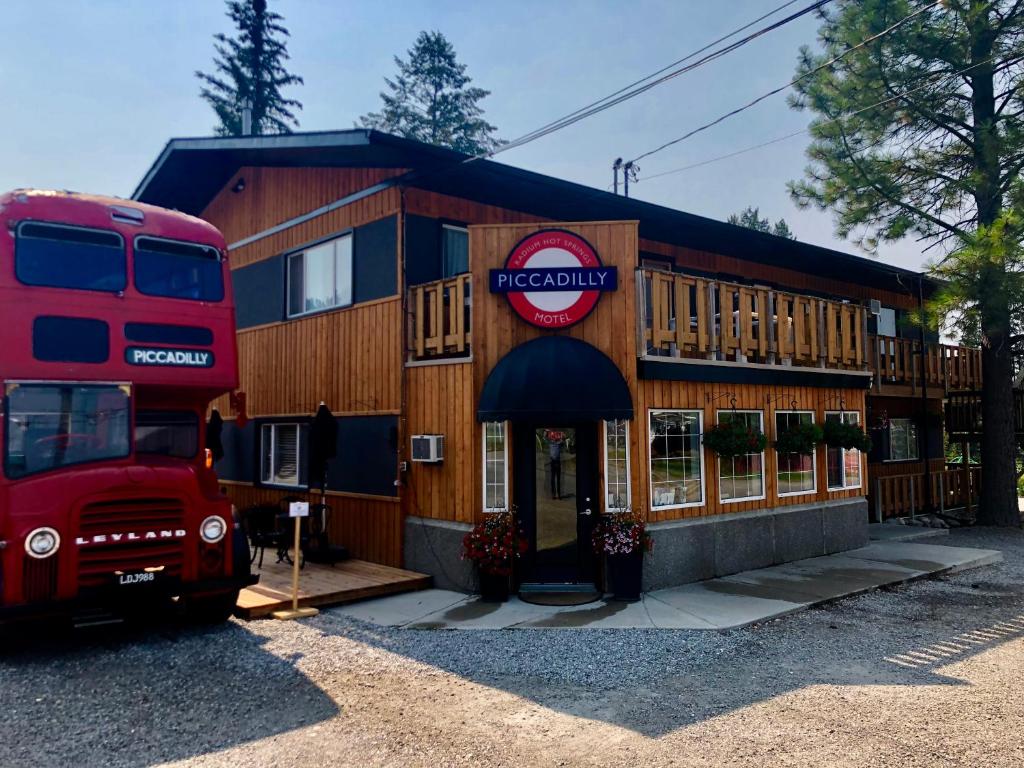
25 527 60 559
200 515 227 544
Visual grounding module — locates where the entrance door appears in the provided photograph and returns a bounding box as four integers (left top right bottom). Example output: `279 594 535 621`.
515 423 598 585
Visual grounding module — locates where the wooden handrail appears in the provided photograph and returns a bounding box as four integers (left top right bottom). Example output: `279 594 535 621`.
868 335 982 392
408 274 472 361
640 268 867 369
874 465 982 520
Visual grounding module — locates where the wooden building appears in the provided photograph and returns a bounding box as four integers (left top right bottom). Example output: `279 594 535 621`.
132 130 982 592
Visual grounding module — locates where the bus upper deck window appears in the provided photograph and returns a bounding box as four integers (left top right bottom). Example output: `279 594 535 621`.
15 222 126 292
134 236 224 302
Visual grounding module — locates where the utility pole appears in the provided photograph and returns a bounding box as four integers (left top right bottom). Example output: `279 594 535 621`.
623 160 638 198
612 158 622 194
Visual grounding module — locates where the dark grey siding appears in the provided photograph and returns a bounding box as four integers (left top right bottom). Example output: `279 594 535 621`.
405 215 441 286
232 255 285 329
354 215 398 303
326 415 398 497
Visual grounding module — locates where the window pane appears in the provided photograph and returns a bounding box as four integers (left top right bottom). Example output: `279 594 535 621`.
288 254 304 316
827 446 843 489
5 384 130 478
16 223 125 292
272 424 299 485
303 242 336 313
650 411 702 507
261 425 273 482
719 411 763 501
890 420 908 461
135 410 198 458
442 226 469 277
483 422 506 510
134 237 224 301
604 419 629 510
776 411 815 495
334 236 353 307
907 421 919 460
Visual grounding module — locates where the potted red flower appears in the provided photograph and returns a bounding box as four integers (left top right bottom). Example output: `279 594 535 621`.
462 508 528 602
592 508 652 601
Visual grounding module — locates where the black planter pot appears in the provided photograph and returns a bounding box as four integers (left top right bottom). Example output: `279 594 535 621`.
607 551 643 601
478 570 511 602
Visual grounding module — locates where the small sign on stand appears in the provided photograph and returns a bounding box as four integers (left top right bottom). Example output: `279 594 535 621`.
272 501 320 620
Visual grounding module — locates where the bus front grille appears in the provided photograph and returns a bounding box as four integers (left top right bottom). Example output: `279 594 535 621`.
23 556 58 602
77 498 187 588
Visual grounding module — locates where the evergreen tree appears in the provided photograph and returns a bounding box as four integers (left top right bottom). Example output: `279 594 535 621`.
196 0 303 136
727 206 797 239
789 0 1024 525
359 31 502 155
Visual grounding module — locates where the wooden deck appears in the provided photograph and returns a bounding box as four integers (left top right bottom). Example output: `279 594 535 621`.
235 558 432 620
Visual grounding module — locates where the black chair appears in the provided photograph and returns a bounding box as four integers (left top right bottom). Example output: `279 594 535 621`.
240 504 287 570
303 502 349 565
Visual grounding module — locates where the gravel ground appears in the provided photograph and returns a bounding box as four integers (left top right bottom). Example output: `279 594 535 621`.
3 527 1024 768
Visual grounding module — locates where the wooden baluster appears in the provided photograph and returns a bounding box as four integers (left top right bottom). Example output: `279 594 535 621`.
414 286 425 358
777 293 790 360
826 302 838 364
695 278 708 353
453 276 466 352
757 288 769 360
674 275 691 354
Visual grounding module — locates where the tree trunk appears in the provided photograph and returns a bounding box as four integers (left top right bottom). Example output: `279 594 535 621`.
979 328 1020 526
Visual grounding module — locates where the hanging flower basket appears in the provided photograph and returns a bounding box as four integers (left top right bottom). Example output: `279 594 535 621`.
703 420 768 459
822 420 873 452
774 422 824 455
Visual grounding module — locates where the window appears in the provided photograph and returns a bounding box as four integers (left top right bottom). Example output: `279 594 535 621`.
888 418 920 462
482 422 508 511
441 225 469 277
775 411 816 496
260 422 305 487
135 411 199 459
718 410 765 502
15 222 126 292
649 410 704 509
826 411 863 490
134 237 224 301
604 420 630 511
287 234 353 317
5 383 130 479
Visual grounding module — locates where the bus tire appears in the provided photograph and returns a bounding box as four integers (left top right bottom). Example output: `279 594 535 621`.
184 591 239 624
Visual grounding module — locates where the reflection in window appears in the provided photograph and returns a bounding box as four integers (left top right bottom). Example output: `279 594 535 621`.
483 422 507 511
287 234 353 317
442 225 469 277
649 410 703 509
135 410 199 459
776 411 816 496
16 222 126 292
826 411 862 490
134 237 224 301
888 418 920 461
5 383 130 478
718 411 765 502
604 420 630 511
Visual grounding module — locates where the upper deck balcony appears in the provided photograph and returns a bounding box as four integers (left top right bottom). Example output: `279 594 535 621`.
405 266 982 395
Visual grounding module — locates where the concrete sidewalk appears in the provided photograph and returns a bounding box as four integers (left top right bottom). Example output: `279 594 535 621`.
330 540 1002 631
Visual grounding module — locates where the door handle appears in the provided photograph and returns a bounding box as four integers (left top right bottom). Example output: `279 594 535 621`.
581 508 592 516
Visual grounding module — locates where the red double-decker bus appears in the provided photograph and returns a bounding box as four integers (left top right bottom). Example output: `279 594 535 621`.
0 189 253 626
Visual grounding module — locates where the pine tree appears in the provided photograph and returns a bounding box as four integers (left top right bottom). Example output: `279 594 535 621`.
789 0 1024 525
727 206 797 239
196 0 303 136
359 31 502 155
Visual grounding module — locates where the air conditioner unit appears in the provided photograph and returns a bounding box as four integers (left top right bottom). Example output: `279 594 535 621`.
411 434 444 463
869 299 882 315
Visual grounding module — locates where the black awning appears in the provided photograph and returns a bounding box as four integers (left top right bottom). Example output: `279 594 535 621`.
477 336 633 422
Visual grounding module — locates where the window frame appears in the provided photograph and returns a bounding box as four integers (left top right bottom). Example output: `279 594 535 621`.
825 410 863 491
285 232 355 319
716 409 767 504
774 410 818 498
134 409 200 460
440 223 469 278
259 420 306 489
648 408 706 511
482 421 509 513
886 417 920 463
603 419 631 513
14 220 127 293
132 235 225 302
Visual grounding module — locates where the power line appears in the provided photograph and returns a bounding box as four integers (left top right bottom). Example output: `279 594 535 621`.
626 0 941 166
636 55 1000 184
476 0 834 161
495 0 806 155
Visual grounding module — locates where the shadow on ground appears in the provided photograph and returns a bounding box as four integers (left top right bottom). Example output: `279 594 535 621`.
315 528 1024 739
0 611 338 767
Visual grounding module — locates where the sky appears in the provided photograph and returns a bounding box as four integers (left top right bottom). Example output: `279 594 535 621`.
0 0 929 272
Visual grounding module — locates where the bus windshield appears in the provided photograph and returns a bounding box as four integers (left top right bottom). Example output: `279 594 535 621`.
135 410 199 459
15 222 126 292
4 383 131 479
134 237 224 301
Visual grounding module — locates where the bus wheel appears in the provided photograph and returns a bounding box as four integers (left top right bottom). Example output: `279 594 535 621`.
184 591 239 624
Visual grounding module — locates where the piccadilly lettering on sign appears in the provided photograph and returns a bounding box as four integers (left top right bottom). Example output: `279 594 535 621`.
490 229 617 329
125 346 214 368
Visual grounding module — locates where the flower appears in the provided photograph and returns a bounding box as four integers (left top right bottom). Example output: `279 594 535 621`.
591 507 652 556
461 508 527 576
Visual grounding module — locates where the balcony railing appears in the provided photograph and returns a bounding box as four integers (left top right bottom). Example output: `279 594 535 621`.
869 335 982 393
639 268 868 370
873 465 981 521
408 274 472 362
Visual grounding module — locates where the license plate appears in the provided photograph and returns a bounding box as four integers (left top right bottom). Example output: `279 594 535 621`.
117 571 157 586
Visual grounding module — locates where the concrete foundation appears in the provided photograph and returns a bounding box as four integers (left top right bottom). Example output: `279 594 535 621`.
643 498 869 591
404 516 476 593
